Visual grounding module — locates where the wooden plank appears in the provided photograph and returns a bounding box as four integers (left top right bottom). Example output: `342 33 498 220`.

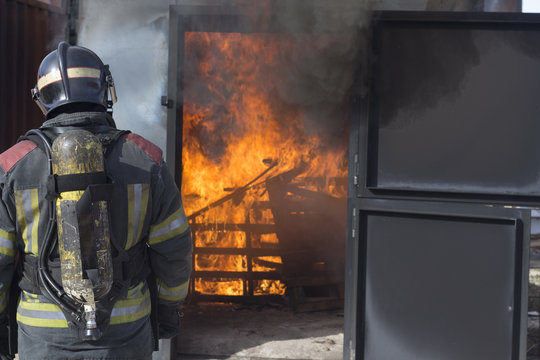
192 271 281 280
190 294 283 304
193 247 280 256
190 223 276 233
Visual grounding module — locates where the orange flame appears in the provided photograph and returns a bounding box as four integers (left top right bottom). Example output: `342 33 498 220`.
182 32 348 297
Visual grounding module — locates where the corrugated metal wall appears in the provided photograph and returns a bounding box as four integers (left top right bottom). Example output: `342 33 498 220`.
0 0 67 152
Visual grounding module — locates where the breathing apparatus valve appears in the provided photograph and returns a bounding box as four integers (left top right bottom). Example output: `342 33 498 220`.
83 304 101 341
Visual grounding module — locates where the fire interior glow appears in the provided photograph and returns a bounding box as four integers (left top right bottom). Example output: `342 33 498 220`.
183 31 348 297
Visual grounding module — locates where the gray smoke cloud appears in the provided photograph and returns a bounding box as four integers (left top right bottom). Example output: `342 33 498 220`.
77 0 171 151
76 0 434 155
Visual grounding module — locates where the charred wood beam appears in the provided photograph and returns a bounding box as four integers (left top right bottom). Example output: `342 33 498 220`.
192 271 281 280
275 183 342 202
193 247 281 256
252 258 283 271
190 223 276 233
189 294 283 304
188 161 278 220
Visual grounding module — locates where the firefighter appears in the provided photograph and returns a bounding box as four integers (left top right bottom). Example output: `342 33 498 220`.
0 42 192 359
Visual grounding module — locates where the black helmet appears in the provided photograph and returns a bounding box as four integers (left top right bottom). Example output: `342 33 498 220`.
31 42 117 118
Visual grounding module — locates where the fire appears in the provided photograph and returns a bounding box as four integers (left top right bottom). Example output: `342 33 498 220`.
182 31 348 298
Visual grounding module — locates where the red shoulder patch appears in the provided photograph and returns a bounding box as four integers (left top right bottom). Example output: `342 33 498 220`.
122 133 163 164
0 140 37 173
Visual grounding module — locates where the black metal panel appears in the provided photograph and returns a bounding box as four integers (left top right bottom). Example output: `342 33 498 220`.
344 198 529 360
355 11 540 206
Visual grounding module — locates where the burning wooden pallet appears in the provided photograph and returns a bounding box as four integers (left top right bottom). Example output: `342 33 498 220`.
266 170 346 312
186 163 346 311
187 162 285 303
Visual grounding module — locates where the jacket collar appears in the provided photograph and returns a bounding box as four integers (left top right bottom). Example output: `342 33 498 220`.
41 111 115 128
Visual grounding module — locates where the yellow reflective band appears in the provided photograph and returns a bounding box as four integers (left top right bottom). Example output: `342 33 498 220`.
109 304 150 325
37 67 101 90
157 278 189 302
126 184 149 250
110 291 151 325
17 299 68 328
0 246 15 257
15 189 40 256
148 207 189 246
19 300 62 312
14 192 27 252
22 291 39 302
127 185 135 249
0 229 15 242
0 228 16 257
30 189 40 256
17 314 68 328
17 284 151 328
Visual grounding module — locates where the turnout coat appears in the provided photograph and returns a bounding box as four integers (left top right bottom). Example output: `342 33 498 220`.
0 112 192 359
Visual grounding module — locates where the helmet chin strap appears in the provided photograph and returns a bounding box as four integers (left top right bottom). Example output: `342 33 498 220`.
31 86 47 116
104 65 117 110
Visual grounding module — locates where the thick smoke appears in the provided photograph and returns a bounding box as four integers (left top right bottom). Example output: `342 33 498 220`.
77 0 171 151
76 0 503 155
270 0 370 146
77 0 376 154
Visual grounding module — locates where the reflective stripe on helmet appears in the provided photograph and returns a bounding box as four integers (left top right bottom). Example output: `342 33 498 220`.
17 282 151 328
126 184 150 250
148 207 189 246
15 189 40 256
37 67 101 91
156 278 189 302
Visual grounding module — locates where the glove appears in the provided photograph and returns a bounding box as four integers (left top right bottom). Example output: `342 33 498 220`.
157 304 180 339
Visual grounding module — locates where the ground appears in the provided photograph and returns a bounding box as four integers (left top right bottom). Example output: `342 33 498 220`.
173 267 540 360
176 302 344 360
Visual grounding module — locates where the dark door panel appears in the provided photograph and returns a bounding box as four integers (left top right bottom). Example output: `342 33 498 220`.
345 198 529 360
